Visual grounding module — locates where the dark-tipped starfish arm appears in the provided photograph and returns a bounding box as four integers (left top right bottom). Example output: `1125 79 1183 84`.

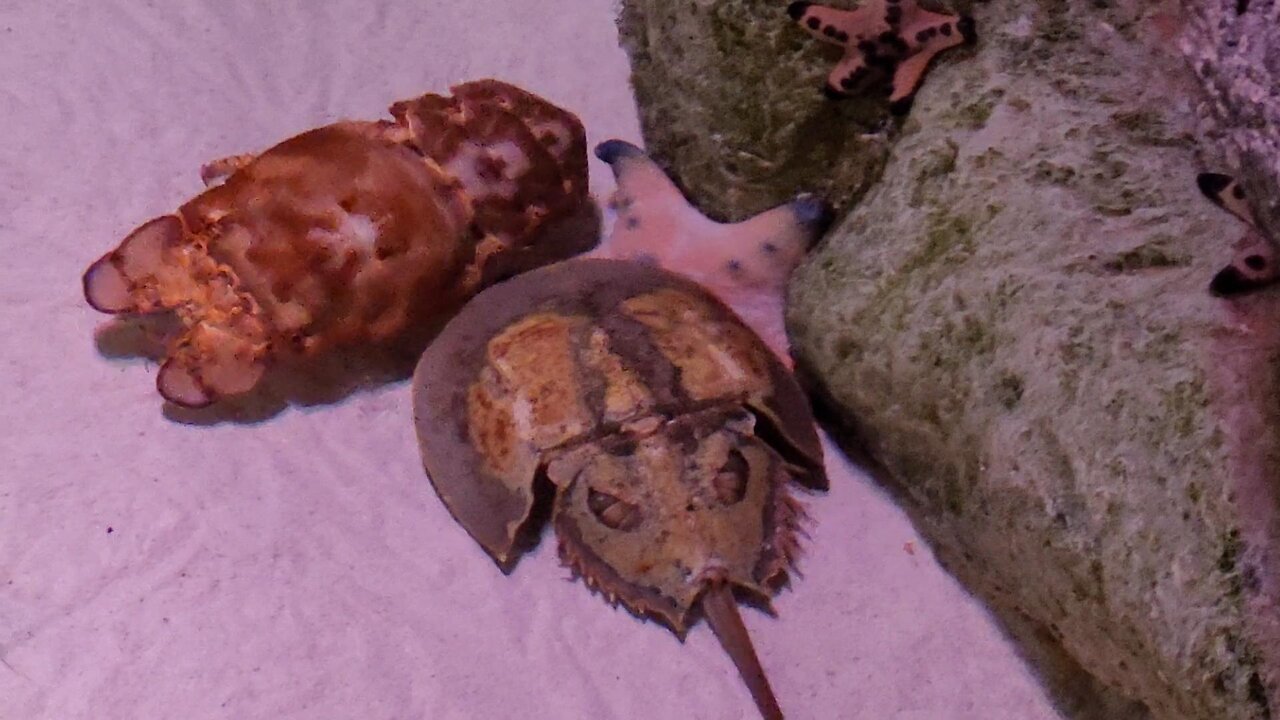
1197 172 1256 225
787 1 867 46
595 139 686 207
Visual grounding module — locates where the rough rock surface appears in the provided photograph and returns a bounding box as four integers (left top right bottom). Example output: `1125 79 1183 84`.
615 0 971 220
786 2 1280 719
616 1 1280 719
1181 0 1280 244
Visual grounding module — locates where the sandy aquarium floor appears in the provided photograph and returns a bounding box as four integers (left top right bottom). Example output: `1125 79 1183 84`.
0 1 1064 718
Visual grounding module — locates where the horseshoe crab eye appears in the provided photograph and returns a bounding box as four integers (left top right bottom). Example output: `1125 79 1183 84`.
587 488 642 530
712 449 749 505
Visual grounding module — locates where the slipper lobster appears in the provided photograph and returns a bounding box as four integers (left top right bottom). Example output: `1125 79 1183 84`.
82 79 594 407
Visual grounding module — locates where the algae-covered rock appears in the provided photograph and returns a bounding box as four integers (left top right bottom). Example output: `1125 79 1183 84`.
784 3 1280 719
616 0 934 220
1182 0 1280 244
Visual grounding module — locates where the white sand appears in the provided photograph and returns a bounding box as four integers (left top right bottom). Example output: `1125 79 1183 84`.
0 1 1065 717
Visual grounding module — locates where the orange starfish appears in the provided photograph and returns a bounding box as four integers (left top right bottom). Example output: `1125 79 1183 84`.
788 0 975 114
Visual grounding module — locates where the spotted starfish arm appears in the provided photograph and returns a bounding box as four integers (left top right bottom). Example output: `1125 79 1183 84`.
825 52 875 98
595 139 684 205
1197 172 1280 297
1198 172 1256 225
593 139 700 261
901 4 965 36
592 140 832 366
593 140 831 291
887 33 962 108
727 195 832 293
888 14 975 112
791 0 976 112
787 1 871 46
1210 234 1280 297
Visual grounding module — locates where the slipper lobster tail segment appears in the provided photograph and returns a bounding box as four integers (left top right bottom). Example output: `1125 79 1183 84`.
83 213 271 408
83 215 183 314
1196 172 1280 297
702 582 785 720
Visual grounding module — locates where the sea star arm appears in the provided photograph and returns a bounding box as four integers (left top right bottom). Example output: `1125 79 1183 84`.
887 13 975 113
592 140 833 363
787 1 877 46
825 52 875 98
1198 172 1256 225
1197 172 1280 296
790 0 976 113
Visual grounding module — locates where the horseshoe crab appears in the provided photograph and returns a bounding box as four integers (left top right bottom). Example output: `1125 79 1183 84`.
412 258 828 719
82 79 595 407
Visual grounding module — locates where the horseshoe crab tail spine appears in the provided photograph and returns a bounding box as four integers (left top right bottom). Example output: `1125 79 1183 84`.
702 582 784 720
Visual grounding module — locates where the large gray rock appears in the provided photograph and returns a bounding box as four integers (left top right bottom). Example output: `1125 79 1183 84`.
787 3 1280 719
1182 1 1280 242
616 0 1280 718
616 0 955 220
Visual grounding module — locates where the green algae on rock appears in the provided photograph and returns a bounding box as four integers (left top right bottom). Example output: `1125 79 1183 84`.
785 2 1280 719
613 0 1280 715
1182 0 1280 248
615 0 900 221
